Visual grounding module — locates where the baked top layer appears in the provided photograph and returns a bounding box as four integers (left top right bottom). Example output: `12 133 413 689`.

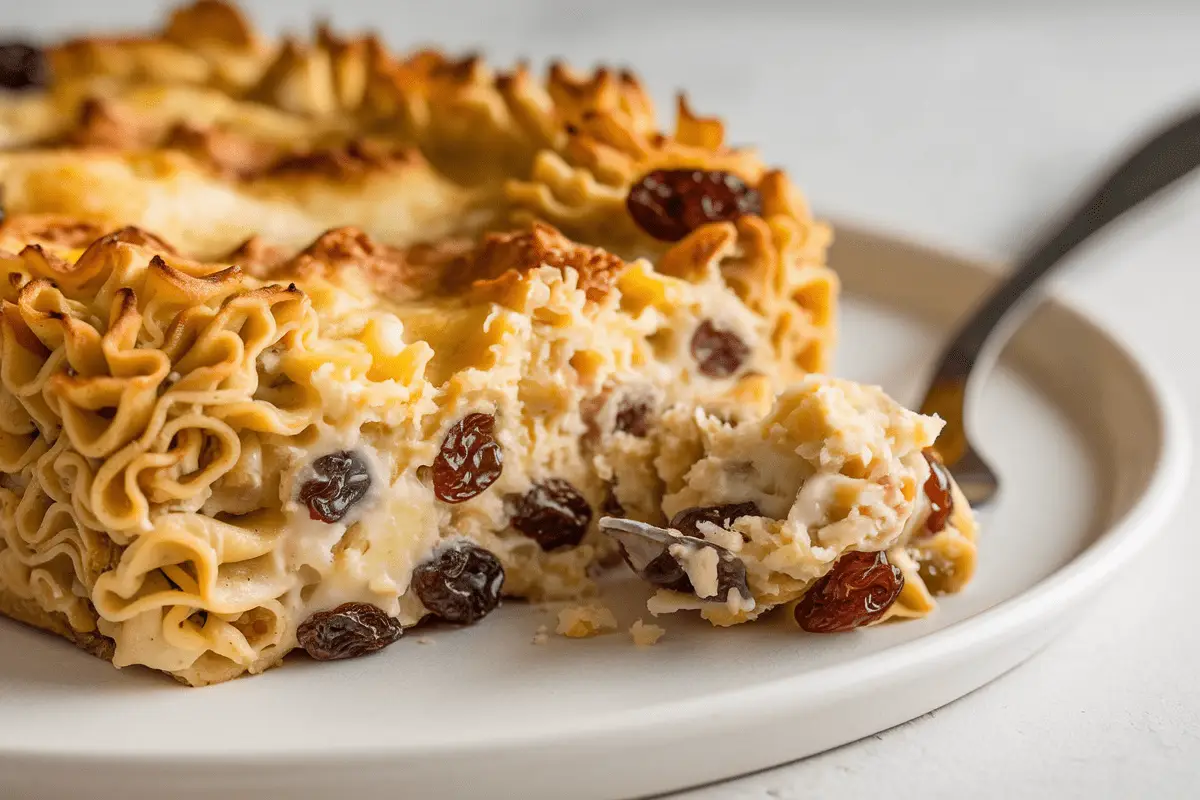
0 2 976 686
0 0 837 377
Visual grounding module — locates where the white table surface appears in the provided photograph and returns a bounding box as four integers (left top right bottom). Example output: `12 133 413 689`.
9 1 1200 797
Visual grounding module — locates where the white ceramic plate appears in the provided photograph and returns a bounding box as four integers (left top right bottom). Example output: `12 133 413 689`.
0 226 1188 800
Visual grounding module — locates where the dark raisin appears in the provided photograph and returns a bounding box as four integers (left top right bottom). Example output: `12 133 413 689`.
638 550 695 595
412 542 505 624
298 451 372 523
690 319 749 378
600 518 750 603
667 545 747 602
794 551 904 633
601 487 625 517
297 602 403 661
922 449 954 535
432 412 503 503
0 42 47 91
614 396 652 437
510 478 592 550
626 168 762 242
670 502 761 539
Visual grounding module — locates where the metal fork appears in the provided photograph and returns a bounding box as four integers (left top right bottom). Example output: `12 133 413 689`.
918 105 1200 507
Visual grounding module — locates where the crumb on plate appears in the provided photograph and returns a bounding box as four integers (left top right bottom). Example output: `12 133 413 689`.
556 604 618 638
629 619 666 646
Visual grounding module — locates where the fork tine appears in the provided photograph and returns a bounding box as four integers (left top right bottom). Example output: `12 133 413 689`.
949 447 1000 507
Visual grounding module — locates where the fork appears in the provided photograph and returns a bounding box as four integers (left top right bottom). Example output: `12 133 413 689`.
918 105 1200 507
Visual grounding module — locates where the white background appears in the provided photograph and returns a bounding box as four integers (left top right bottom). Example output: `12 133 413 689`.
8 1 1199 797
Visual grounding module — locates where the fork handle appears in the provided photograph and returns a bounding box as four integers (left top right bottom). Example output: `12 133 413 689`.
930 104 1200 381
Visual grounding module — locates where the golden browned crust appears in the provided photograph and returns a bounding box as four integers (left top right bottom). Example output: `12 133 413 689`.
0 212 622 313
0 3 834 376
469 222 626 302
263 140 425 181
99 225 181 255
11 1 765 185
62 97 154 150
162 122 280 178
271 226 441 300
163 0 259 50
221 235 288 274
0 215 107 249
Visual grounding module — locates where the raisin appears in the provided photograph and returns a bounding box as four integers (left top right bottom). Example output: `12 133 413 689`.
614 396 652 437
600 518 750 603
670 502 761 539
412 542 505 624
432 412 503 503
638 550 696 595
298 451 372 523
664 543 747 602
690 319 749 378
297 602 403 661
510 478 592 550
0 42 47 91
922 449 954 535
601 486 625 517
626 168 762 242
794 551 904 633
